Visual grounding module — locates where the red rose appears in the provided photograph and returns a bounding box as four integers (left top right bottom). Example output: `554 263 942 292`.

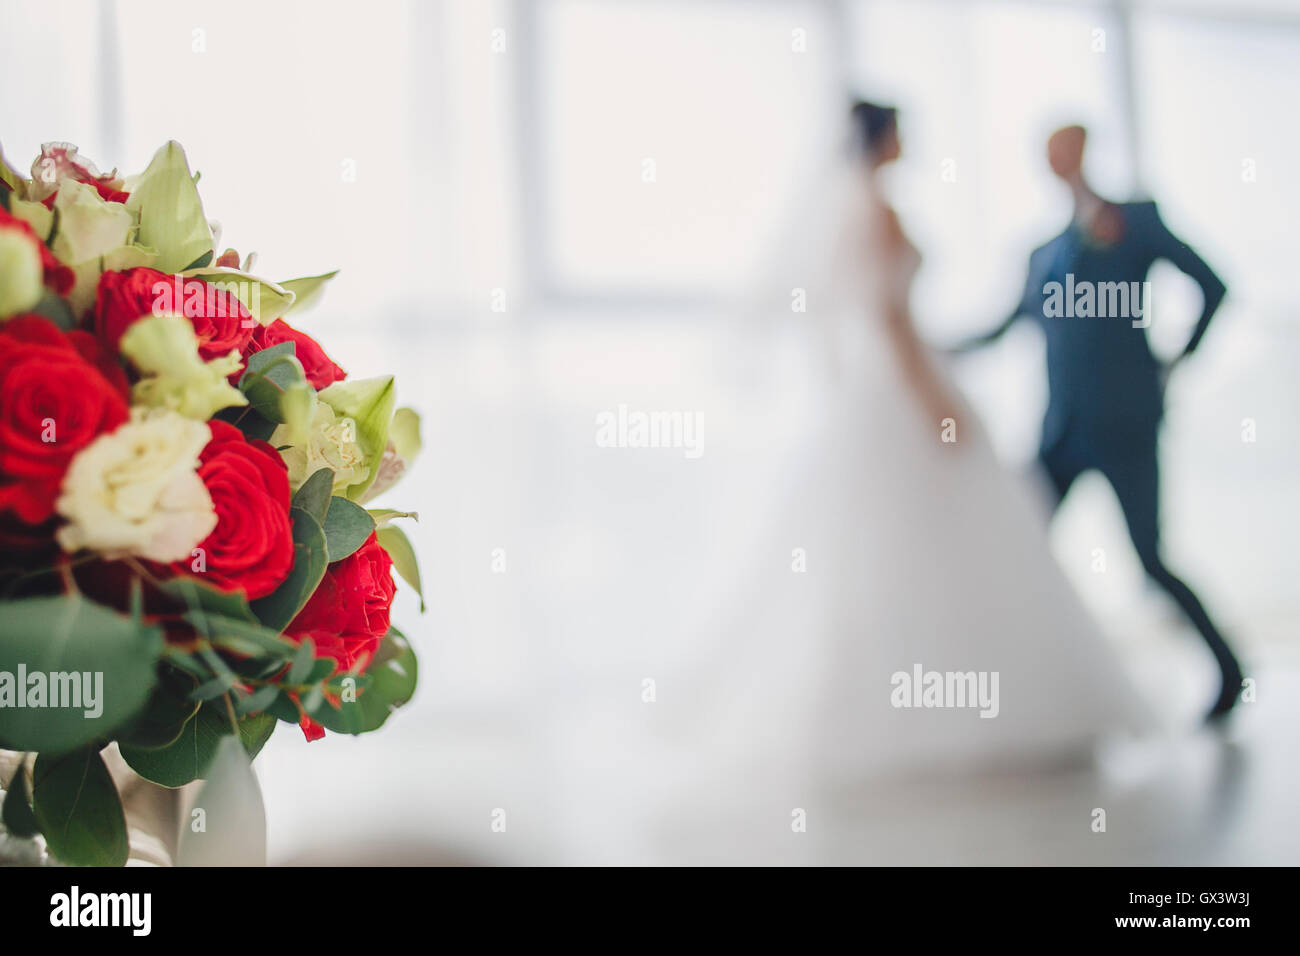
287 532 395 672
93 268 255 362
0 316 130 523
169 420 294 600
0 207 74 295
244 318 346 389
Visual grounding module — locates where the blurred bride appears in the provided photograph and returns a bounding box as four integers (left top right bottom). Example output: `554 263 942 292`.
655 101 1156 833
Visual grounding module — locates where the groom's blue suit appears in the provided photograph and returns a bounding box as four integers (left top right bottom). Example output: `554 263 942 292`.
1018 201 1221 453
977 200 1240 716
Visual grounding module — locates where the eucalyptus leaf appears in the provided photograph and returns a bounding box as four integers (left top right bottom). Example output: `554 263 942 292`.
120 705 230 788
238 711 276 760
266 691 302 725
159 576 258 624
322 496 375 562
183 610 297 659
309 627 417 735
250 507 329 630
215 404 278 442
120 706 274 788
287 637 315 685
191 676 234 701
243 340 295 372
116 668 200 750
235 684 280 717
32 748 129 866
0 594 163 754
26 290 76 330
182 249 214 271
238 351 314 442
305 658 337 683
292 467 335 524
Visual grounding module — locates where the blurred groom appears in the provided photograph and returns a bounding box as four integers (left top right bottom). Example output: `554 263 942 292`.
957 125 1242 721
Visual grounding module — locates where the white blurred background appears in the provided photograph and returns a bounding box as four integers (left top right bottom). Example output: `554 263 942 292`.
3 0 1298 864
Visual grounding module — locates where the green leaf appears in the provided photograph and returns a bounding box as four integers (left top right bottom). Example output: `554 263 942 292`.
287 637 316 685
191 676 234 701
238 349 314 444
116 667 200 750
26 290 76 330
2 757 39 838
191 613 297 660
126 141 213 274
182 249 214 271
164 650 208 680
322 496 375 562
238 710 276 759
216 404 278 442
235 684 280 717
305 658 337 683
158 576 258 624
244 340 296 371
33 748 129 866
278 270 339 315
266 691 302 724
292 467 335 524
0 594 163 754
317 376 396 501
376 524 424 612
120 705 227 788
250 507 329 631
120 706 273 788
309 627 417 735
229 655 290 681
198 646 239 686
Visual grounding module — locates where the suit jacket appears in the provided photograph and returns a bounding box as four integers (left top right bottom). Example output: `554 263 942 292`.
1014 200 1225 453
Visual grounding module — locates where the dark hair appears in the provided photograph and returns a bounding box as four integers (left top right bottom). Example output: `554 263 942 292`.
850 100 898 156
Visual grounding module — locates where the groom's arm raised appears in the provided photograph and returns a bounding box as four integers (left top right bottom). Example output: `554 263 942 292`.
1145 202 1226 362
946 263 1036 354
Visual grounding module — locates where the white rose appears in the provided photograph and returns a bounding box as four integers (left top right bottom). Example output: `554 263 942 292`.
273 400 367 494
55 409 217 563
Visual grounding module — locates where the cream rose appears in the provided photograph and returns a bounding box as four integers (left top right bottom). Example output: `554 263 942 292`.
273 400 367 494
55 409 217 562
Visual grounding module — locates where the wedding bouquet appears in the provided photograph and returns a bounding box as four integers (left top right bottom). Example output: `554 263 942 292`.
0 141 423 865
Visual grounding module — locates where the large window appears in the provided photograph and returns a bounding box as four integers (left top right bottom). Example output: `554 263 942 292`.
525 0 843 300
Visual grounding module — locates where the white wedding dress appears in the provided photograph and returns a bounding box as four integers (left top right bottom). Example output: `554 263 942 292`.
635 156 1155 858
